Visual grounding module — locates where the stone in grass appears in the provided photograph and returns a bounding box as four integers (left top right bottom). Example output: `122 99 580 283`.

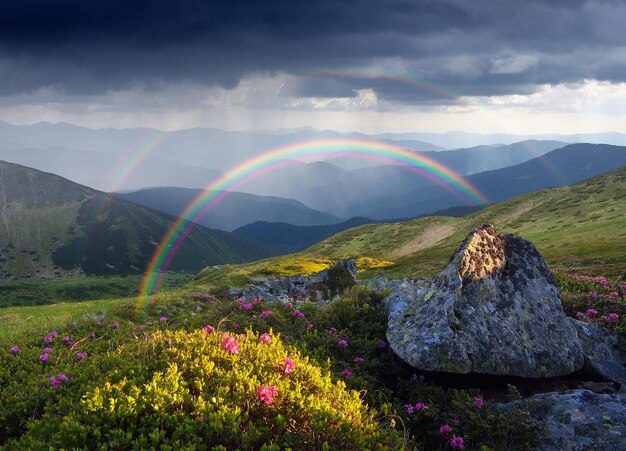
496 390 626 451
386 224 584 377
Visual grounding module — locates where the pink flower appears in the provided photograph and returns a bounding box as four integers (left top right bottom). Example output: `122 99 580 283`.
414 402 427 411
202 325 216 334
49 331 59 338
282 357 296 374
609 291 619 298
450 435 465 449
252 297 263 305
257 384 278 405
340 369 353 378
109 322 119 329
576 311 584 319
239 303 253 311
10 346 19 354
354 357 365 363
261 310 273 318
405 404 414 414
43 335 54 344
474 396 484 408
69 341 77 348
453 419 460 426
285 302 293 310
338 339 349 348
62 335 71 344
50 376 61 387
76 352 88 360
292 309 305 319
259 333 272 344
159 316 168 323
377 339 387 349
586 308 598 318
306 323 315 331
604 313 620 324
88 332 96 339
95 321 102 327
220 335 240 354
328 327 337 335
439 424 452 436
39 353 49 362
43 347 53 354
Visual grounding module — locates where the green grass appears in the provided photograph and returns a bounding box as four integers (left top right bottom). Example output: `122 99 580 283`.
0 274 193 309
191 166 626 289
0 297 130 346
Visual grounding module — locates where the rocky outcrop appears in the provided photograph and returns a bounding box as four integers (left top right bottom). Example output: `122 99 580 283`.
571 319 626 392
386 225 584 377
496 390 626 451
231 259 358 303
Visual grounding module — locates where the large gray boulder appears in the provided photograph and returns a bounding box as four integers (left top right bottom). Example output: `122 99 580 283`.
496 390 626 451
386 224 584 377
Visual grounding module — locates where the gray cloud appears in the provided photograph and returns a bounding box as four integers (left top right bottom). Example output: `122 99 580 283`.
0 1 625 103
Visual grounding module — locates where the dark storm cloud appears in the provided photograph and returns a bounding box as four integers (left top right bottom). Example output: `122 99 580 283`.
0 0 625 102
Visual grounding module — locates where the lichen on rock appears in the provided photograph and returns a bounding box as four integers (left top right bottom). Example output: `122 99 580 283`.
385 225 584 378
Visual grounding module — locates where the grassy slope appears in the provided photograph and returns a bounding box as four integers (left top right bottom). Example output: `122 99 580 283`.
192 166 626 288
0 161 269 280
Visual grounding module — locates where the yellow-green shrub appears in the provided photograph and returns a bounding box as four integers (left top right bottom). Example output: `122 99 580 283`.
10 329 401 450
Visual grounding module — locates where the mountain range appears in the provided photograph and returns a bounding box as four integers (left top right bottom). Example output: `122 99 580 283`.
0 161 269 281
116 187 340 232
193 163 626 290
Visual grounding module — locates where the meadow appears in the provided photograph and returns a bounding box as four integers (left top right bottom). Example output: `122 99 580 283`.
1 268 623 449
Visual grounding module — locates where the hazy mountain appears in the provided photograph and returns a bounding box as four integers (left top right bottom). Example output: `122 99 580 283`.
0 146 221 191
355 143 626 219
0 121 444 178
374 131 626 148
430 140 567 175
277 141 567 216
0 161 269 280
117 187 340 231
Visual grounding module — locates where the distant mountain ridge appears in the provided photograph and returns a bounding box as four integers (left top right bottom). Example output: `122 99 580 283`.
0 161 269 280
192 164 626 291
342 143 626 219
116 187 341 231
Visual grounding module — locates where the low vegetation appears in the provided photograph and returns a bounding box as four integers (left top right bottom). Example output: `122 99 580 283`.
4 269 621 450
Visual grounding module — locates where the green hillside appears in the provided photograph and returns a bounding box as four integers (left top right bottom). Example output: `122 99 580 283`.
0 161 269 281
192 165 626 288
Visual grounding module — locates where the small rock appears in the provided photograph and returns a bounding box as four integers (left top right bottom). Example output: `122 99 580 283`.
496 390 626 451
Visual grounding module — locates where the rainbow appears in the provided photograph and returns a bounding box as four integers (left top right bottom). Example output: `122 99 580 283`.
73 128 172 260
291 62 474 106
136 138 489 316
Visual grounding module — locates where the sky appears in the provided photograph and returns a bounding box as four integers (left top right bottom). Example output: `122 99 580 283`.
1 0 626 134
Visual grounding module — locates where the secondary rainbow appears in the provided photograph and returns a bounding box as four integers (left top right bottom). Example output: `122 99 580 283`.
292 62 474 106
136 138 489 315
